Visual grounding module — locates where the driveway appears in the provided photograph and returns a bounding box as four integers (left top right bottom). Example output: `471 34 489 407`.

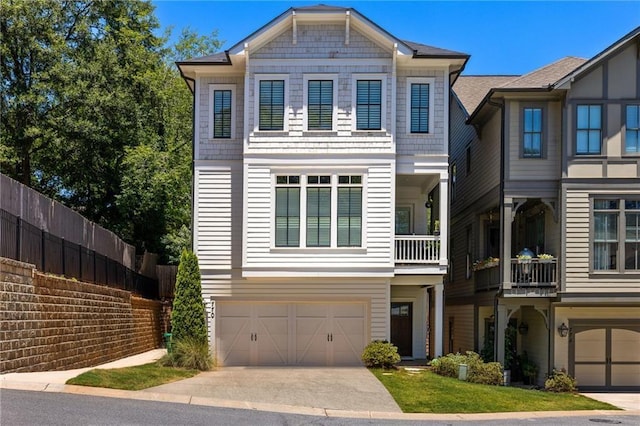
146 366 402 412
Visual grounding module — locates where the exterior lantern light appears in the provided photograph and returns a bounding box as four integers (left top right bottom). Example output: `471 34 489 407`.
558 322 569 337
518 322 529 335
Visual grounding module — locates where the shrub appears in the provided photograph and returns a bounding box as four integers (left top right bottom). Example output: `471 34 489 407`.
467 362 503 385
430 351 482 378
361 340 400 368
161 336 214 371
545 369 577 393
171 250 207 344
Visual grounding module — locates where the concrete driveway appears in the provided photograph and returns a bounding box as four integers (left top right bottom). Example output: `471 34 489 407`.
146 366 402 412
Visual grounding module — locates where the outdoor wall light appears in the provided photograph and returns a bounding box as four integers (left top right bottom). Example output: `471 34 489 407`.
558 322 569 337
425 198 433 209
518 322 529 335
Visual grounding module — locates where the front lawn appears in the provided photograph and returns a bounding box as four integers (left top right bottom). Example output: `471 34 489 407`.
372 368 618 413
66 362 198 391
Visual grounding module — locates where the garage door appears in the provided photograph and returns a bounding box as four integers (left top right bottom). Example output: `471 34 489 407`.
570 322 640 391
216 301 367 366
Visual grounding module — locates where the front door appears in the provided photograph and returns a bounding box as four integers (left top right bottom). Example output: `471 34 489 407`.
391 302 413 357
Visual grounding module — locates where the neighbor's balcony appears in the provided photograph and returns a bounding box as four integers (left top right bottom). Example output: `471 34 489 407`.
474 258 558 296
394 235 440 264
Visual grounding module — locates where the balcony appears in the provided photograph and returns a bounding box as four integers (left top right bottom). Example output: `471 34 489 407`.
474 258 558 296
394 235 441 273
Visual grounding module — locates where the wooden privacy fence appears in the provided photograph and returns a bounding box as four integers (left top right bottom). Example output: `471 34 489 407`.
1 209 158 299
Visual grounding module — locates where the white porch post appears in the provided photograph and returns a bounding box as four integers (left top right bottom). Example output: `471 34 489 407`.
439 174 449 267
434 282 444 357
496 303 507 365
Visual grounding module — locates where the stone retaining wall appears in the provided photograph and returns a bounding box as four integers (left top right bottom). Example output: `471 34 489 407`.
0 257 162 373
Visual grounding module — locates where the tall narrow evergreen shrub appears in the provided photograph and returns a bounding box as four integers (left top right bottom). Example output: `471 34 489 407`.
171 250 207 343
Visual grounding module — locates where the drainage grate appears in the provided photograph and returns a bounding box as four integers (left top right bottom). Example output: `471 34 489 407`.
589 420 622 424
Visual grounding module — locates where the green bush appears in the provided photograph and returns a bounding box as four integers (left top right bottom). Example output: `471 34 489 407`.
160 336 214 371
171 250 207 344
361 340 400 368
467 361 503 385
545 369 577 393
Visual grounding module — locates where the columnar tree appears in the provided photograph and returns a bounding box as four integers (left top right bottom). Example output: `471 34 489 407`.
171 250 207 343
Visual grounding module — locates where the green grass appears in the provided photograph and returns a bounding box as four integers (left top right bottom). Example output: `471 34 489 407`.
66 362 198 391
371 368 618 413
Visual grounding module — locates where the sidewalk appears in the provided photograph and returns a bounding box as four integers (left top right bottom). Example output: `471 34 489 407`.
1 350 638 421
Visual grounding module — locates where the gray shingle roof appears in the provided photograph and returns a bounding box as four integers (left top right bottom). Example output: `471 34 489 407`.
453 76 519 115
500 56 587 89
177 51 229 65
403 40 469 58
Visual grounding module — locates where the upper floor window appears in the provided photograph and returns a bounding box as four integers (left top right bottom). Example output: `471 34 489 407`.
522 107 542 157
306 175 331 247
576 105 602 155
356 80 381 130
593 198 640 272
626 105 640 154
337 175 362 247
275 175 300 247
406 78 435 134
308 81 333 131
209 84 235 139
255 75 289 132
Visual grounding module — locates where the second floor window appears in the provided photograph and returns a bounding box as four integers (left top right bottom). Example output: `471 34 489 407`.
306 175 331 247
626 105 640 154
337 176 362 247
523 107 542 157
213 90 232 138
308 80 333 131
259 80 285 131
356 80 382 130
593 198 640 272
576 105 602 155
410 83 430 133
275 176 300 247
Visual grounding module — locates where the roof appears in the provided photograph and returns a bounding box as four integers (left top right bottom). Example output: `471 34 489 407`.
403 40 470 59
500 56 587 89
177 51 230 65
453 75 518 115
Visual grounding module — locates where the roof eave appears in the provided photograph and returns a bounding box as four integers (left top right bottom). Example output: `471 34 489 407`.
467 87 552 124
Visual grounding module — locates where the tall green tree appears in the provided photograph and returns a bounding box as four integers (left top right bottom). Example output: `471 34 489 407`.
171 250 207 343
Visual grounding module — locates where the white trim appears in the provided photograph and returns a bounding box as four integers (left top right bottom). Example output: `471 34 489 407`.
405 77 436 135
251 58 392 66
443 71 450 156
254 74 290 133
302 74 339 132
351 74 388 132
208 84 237 140
194 78 201 160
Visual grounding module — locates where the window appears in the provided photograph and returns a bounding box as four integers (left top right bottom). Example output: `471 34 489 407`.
273 173 364 248
209 84 235 139
356 80 381 130
576 105 602 154
593 198 640 272
255 76 289 131
337 175 362 247
523 107 542 157
275 176 300 247
307 80 333 130
306 175 331 247
406 77 434 134
626 105 640 154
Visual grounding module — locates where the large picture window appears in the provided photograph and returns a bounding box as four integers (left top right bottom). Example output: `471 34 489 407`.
576 105 602 155
593 198 640 272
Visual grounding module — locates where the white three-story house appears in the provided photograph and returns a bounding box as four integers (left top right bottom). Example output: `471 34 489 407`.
177 5 468 365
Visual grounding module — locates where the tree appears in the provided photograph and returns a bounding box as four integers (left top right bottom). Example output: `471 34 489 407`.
171 250 207 343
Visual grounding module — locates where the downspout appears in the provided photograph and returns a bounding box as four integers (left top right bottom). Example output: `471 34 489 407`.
184 74 197 253
487 97 505 362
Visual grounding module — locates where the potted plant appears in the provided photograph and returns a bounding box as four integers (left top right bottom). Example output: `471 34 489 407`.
516 253 532 264
538 253 554 263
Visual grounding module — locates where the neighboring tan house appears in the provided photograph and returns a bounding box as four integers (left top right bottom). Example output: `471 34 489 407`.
448 27 640 390
177 5 468 365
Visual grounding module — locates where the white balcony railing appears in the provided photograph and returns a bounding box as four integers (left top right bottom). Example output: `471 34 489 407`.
394 235 440 264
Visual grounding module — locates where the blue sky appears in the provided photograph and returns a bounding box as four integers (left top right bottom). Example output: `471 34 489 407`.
153 1 639 75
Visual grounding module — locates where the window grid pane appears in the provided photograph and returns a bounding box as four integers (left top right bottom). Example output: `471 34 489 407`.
337 186 362 247
626 105 640 153
356 80 382 130
576 105 602 154
213 90 232 138
308 80 333 130
410 83 429 133
306 187 331 247
523 108 542 157
260 80 285 131
275 186 300 247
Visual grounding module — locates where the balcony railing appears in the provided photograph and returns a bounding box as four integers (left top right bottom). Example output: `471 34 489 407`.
475 262 500 291
509 258 557 288
394 235 440 264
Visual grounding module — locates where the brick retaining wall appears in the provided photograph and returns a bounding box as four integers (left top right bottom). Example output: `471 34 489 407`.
0 257 162 373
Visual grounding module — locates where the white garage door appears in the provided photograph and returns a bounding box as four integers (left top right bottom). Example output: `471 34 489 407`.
216 301 366 366
571 322 640 391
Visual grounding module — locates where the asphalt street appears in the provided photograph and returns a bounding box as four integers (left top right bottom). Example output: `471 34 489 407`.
1 389 639 426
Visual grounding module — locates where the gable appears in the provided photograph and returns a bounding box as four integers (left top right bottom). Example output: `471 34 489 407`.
251 23 391 59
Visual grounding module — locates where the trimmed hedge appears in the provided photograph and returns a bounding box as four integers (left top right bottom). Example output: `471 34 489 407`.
361 340 401 368
171 250 207 344
430 351 502 385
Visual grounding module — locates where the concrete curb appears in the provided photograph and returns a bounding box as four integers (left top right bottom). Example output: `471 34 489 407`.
1 380 638 420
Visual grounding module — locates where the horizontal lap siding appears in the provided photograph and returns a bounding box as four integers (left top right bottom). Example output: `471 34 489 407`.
202 278 389 341
445 305 474 353
244 162 393 269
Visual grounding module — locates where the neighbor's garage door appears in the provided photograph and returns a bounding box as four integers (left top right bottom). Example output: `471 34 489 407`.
216 302 366 366
571 322 640 391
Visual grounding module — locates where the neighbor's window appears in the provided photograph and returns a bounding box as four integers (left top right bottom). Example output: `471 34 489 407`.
626 105 640 154
308 80 333 131
259 80 285 131
356 80 382 130
337 175 362 246
576 105 602 154
410 83 430 133
523 107 542 157
275 175 300 247
306 175 331 247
